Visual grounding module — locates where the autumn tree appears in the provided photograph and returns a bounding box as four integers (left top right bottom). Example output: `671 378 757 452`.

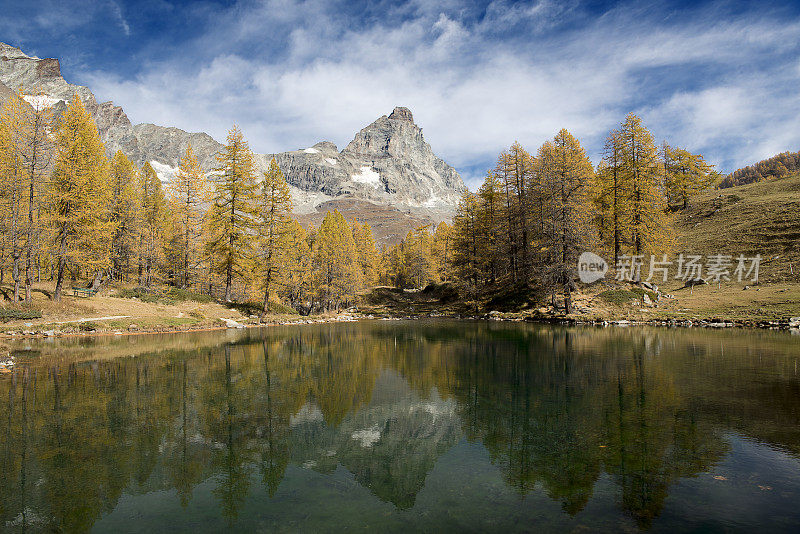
137 162 167 287
0 92 54 301
109 151 139 281
351 220 379 288
450 192 482 300
47 95 114 300
619 114 672 255
312 210 361 310
256 158 292 318
205 126 259 301
431 222 453 282
167 144 208 288
662 143 717 209
278 220 312 311
537 129 595 314
476 170 505 284
403 226 437 288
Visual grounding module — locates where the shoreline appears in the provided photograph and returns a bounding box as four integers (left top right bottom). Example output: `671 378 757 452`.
2 311 799 341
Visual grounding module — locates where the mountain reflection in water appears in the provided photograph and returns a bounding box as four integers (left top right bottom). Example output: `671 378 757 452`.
1 322 799 532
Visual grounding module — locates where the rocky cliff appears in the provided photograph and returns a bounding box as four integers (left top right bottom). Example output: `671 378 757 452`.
0 42 466 234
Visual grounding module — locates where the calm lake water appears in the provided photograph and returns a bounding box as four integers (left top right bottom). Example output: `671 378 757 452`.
1 321 800 533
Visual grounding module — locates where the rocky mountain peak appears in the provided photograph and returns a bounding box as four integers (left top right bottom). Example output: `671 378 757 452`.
388 106 414 123
0 41 467 240
0 43 30 59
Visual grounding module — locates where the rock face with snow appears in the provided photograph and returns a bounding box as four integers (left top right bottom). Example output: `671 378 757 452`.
0 42 466 227
263 107 466 220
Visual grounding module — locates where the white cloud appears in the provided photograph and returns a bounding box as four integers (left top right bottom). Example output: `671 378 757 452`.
78 0 800 190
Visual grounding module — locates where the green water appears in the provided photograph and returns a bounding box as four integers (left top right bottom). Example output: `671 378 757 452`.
1 321 800 532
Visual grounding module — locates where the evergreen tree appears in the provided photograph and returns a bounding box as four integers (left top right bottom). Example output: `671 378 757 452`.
205 126 259 301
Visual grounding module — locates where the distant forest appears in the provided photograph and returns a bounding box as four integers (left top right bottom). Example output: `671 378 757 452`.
721 150 800 188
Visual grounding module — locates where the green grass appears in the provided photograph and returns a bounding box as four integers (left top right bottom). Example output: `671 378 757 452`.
677 173 800 283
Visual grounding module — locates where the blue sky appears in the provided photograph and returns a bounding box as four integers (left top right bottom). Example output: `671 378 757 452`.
3 0 800 189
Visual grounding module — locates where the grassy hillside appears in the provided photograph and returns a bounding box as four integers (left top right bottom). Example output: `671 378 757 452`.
676 172 800 283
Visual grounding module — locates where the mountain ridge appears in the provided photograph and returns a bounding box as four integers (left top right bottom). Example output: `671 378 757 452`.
0 42 466 236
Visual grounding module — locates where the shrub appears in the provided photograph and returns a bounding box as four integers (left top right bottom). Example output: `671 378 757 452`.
114 286 215 305
0 308 43 323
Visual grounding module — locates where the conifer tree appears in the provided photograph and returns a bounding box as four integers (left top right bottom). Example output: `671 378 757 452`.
138 162 167 287
205 126 259 301
595 128 630 264
256 158 292 318
432 222 453 282
0 94 26 301
451 192 482 299
403 226 436 288
278 220 312 312
167 144 208 288
619 114 672 255
477 171 505 284
48 95 114 301
110 151 139 281
312 210 361 310
538 129 595 313
662 143 717 209
351 220 379 288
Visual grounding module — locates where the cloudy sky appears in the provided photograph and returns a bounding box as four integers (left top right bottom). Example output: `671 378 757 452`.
3 0 800 189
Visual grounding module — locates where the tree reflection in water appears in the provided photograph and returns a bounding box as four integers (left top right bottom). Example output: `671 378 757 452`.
0 322 798 531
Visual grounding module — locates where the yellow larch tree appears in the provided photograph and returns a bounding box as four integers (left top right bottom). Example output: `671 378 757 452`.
137 162 167 287
167 144 208 288
619 113 673 255
278 220 312 312
432 222 453 282
0 93 26 301
351 220 379 288
256 158 293 318
204 125 259 301
110 150 139 281
48 95 114 301
312 210 361 310
662 143 717 209
538 129 595 314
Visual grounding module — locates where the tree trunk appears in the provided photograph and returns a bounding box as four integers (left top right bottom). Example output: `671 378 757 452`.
54 255 66 301
260 269 272 320
225 260 233 302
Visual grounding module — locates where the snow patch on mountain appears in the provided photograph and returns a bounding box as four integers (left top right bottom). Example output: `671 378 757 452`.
303 147 319 154
351 166 381 188
290 184 334 214
22 94 62 109
149 160 179 184
325 158 338 165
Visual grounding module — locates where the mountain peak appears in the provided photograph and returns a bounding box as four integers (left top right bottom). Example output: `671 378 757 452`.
0 42 32 59
388 106 414 123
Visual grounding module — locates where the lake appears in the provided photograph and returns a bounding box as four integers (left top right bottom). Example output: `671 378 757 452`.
1 321 799 532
